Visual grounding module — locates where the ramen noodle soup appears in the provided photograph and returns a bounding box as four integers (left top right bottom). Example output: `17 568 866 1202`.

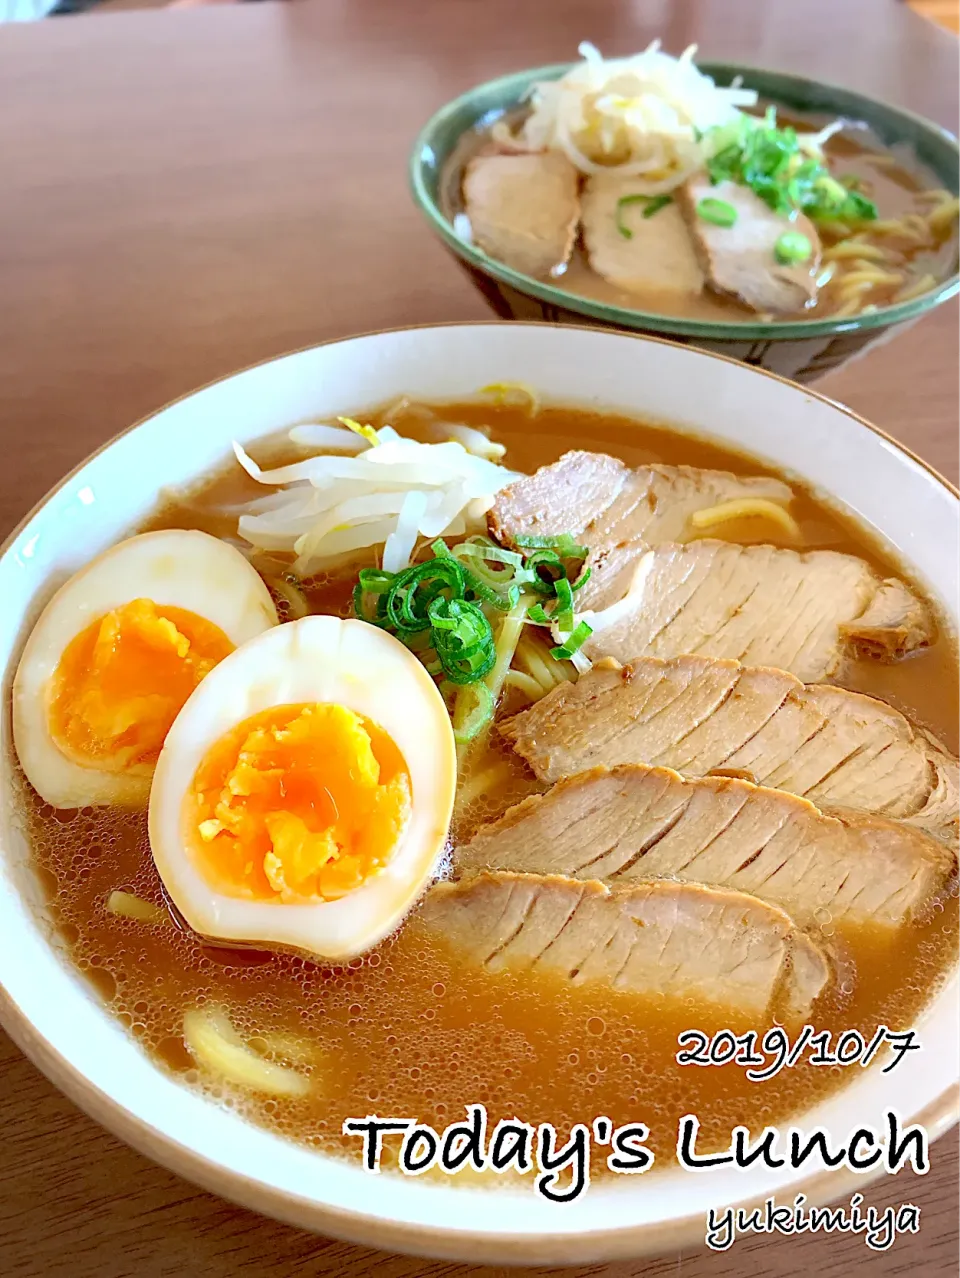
441 43 960 323
11 392 958 1183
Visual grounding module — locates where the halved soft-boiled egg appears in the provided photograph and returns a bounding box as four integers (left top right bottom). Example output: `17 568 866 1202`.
13 530 278 809
148 615 457 961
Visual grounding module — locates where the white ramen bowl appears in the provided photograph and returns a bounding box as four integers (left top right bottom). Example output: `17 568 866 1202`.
0 323 956 1265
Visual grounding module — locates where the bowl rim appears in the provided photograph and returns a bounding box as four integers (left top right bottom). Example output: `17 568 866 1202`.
409 60 960 342
0 320 957 1264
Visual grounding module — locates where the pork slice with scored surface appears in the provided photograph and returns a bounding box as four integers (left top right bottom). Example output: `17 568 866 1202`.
499 654 959 841
575 540 933 681
456 765 956 931
462 152 580 280
420 870 829 1022
580 175 704 297
488 451 792 553
677 175 822 314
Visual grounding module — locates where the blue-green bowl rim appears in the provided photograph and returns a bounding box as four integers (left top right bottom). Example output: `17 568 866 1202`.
410 60 960 342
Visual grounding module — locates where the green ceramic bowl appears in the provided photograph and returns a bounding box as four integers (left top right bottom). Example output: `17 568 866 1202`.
410 62 959 382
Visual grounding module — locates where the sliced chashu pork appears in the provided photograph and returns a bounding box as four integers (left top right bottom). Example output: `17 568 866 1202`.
457 765 956 931
500 654 959 841
580 175 705 297
462 151 580 279
421 870 828 1022
677 175 822 314
576 541 933 680
488 451 793 553
488 454 932 671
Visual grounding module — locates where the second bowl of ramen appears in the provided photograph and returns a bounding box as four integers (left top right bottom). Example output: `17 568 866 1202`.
411 45 960 381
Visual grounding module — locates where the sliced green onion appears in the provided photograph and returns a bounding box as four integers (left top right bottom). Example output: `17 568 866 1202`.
358 568 394 593
697 198 738 228
570 565 592 593
476 578 521 612
451 539 526 580
458 565 521 612
642 195 673 219
352 568 394 627
352 580 376 622
774 231 813 265
454 536 525 569
385 559 464 634
428 598 487 651
426 595 462 632
350 530 588 692
435 536 534 600
553 578 574 633
425 596 495 684
554 534 587 556
525 548 565 595
550 621 594 661
525 549 564 569
615 193 674 239
616 194 644 239
615 194 645 238
452 681 494 744
703 116 878 223
438 645 495 684
513 533 588 557
817 174 849 205
435 542 519 611
842 189 878 222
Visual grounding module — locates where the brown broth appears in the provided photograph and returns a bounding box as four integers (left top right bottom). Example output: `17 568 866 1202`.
15 400 959 1182
440 108 959 323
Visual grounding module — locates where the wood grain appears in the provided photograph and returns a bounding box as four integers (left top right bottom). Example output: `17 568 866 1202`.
0 1 957 1273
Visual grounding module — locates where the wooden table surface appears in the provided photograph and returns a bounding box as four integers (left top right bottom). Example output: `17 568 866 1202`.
0 1 957 1274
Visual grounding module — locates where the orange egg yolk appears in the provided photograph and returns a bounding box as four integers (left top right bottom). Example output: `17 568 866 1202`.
48 598 233 772
187 703 412 903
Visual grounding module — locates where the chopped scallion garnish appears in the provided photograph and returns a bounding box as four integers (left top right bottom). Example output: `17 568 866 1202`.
616 193 673 238
642 195 673 219
616 194 647 239
513 533 588 556
697 197 738 228
431 538 522 610
553 577 575 633
774 231 813 265
525 548 564 594
452 681 494 744
351 530 591 693
703 114 878 223
452 538 525 570
353 557 496 684
569 565 591 593
550 621 594 661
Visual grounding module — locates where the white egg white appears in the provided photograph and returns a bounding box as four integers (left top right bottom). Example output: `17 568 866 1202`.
13 530 279 809
148 615 457 962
